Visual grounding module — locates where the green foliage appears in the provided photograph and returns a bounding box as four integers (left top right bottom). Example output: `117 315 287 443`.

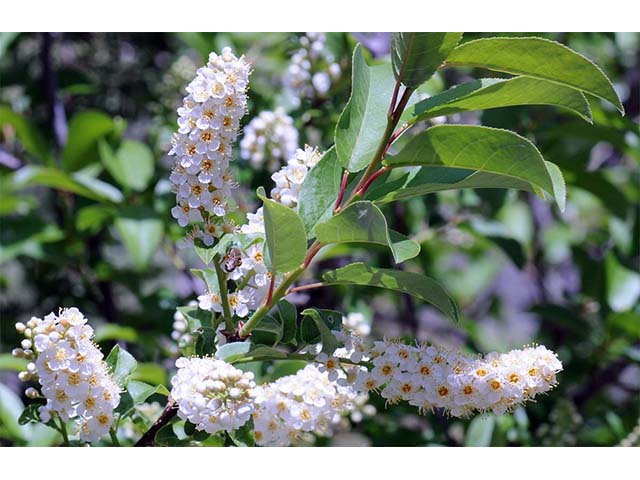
447 37 624 113
0 105 52 163
99 139 155 192
391 32 463 88
335 44 396 172
323 262 459 322
405 77 593 123
106 345 138 385
114 207 164 271
314 201 420 263
62 110 116 171
257 187 307 273
297 147 342 236
298 308 342 352
384 125 566 211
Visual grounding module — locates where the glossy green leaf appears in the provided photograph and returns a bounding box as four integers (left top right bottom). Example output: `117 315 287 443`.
114 207 164 271
391 32 462 88
257 187 307 273
193 239 216 266
314 201 420 264
215 342 252 362
0 105 52 164
447 37 623 113
105 345 137 385
323 262 459 322
99 139 155 192
297 147 343 236
606 253 640 312
405 77 593 123
12 166 123 203
126 380 169 405
251 315 283 347
465 414 495 446
0 383 28 441
276 299 297 344
62 110 115 171
384 125 565 211
300 308 342 354
335 44 396 172
0 354 28 372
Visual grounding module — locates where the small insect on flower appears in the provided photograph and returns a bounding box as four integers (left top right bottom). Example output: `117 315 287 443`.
222 247 243 272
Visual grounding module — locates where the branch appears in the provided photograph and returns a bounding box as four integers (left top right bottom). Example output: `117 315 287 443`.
134 399 178 447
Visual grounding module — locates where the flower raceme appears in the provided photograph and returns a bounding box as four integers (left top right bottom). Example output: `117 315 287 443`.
333 337 563 418
13 308 121 442
240 107 299 172
169 47 251 242
170 357 257 434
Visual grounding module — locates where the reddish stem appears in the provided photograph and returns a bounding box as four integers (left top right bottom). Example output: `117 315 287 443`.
265 272 276 305
288 282 324 294
303 242 322 268
334 171 349 212
356 167 388 196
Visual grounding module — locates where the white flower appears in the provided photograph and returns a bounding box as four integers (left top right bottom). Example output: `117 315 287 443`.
171 357 257 434
252 364 358 446
240 108 299 171
15 308 121 443
169 47 250 239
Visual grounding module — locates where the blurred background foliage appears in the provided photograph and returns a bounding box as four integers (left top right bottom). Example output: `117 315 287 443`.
0 32 638 446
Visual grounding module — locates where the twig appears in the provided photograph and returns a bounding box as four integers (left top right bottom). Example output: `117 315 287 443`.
134 400 178 447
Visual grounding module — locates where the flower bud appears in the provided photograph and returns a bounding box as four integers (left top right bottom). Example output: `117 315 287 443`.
12 348 24 358
18 371 30 382
20 339 32 350
25 387 39 399
15 322 26 334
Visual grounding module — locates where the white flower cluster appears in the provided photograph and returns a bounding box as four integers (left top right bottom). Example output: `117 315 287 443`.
284 32 341 105
197 146 322 319
169 47 250 243
13 308 121 442
346 340 562 418
171 357 257 434
252 364 358 446
240 108 299 171
270 145 322 208
171 303 196 351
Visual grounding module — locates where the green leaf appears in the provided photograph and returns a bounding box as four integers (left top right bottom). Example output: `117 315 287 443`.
335 44 396 172
0 32 19 60
94 324 139 343
367 164 558 206
177 305 211 331
114 207 164 271
251 315 283 347
62 110 115 171
155 424 189 446
99 139 155 192
267 360 307 381
0 384 28 441
257 188 307 273
12 166 123 203
323 262 459 322
195 327 218 356
314 201 420 264
0 105 52 164
300 308 341 354
297 147 343 236
391 32 462 88
130 363 168 386
0 354 28 372
76 204 117 234
405 77 592 123
193 239 216 266
276 300 297 344
215 342 252 362
18 403 43 426
606 253 640 312
447 37 623 114
383 125 565 211
466 415 496 446
126 380 170 405
105 345 138 385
